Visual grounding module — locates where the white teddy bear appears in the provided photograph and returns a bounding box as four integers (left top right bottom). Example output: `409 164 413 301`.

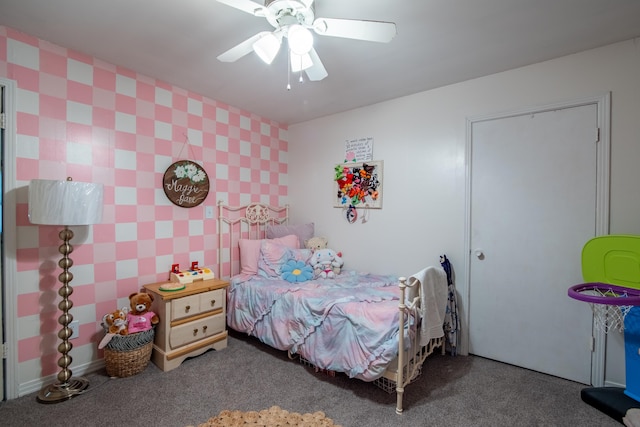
304 236 328 251
310 248 343 278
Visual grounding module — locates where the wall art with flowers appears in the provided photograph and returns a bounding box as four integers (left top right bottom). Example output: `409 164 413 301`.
334 160 383 209
163 160 210 208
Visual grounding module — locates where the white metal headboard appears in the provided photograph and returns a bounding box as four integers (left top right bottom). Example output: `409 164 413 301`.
217 201 289 279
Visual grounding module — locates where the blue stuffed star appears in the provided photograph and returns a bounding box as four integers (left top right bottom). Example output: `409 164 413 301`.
282 259 314 283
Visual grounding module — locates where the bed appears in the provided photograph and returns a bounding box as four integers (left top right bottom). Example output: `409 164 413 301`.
217 201 448 414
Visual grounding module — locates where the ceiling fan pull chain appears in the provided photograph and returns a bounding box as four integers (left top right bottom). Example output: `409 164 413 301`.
287 49 292 90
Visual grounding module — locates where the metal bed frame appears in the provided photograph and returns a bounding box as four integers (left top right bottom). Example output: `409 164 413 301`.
217 201 443 414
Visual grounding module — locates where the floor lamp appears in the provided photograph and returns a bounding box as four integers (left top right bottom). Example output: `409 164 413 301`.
28 177 104 404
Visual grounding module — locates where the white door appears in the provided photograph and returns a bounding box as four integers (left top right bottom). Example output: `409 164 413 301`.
469 103 600 384
0 83 5 400
0 82 5 401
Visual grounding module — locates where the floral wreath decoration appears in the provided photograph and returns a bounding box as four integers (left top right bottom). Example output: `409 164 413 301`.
334 163 380 207
173 161 207 183
281 259 314 283
163 159 210 208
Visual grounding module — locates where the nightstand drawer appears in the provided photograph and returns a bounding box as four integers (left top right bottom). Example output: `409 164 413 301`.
169 312 225 349
199 289 224 312
171 289 224 321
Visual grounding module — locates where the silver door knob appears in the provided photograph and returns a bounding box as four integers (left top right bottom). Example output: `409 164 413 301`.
474 249 484 259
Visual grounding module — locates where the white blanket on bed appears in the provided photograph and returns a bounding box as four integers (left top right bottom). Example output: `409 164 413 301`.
409 266 449 346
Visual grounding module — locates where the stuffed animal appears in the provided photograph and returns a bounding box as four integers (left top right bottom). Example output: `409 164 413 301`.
99 306 130 349
103 307 129 335
304 236 328 251
126 292 159 333
310 248 343 278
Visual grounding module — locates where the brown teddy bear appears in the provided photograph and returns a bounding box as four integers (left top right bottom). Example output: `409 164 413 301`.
126 292 159 334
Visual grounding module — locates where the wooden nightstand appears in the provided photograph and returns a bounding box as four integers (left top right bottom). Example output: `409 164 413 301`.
143 278 229 372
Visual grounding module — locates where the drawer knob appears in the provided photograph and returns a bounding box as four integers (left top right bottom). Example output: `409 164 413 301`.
210 299 216 307
193 328 198 336
185 305 191 313
202 325 208 333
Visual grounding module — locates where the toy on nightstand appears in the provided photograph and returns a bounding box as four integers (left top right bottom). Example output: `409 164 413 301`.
168 261 215 285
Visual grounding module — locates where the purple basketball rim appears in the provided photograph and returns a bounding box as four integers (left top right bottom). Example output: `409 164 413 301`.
568 282 640 306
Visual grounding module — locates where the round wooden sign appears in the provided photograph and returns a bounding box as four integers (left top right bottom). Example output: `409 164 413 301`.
163 160 210 208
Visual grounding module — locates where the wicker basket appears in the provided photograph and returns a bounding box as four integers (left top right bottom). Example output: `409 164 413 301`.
103 328 155 378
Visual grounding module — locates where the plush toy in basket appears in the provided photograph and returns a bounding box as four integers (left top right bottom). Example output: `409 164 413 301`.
127 292 159 333
98 292 159 378
103 307 129 335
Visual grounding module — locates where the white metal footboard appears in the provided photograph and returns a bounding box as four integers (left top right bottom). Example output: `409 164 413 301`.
394 276 444 414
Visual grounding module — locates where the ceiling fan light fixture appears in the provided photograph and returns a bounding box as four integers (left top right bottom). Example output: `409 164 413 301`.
290 51 313 72
253 32 281 64
288 24 313 55
217 0 396 86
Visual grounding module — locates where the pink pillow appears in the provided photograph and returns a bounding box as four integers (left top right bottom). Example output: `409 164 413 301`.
258 242 313 278
238 239 262 276
239 234 299 276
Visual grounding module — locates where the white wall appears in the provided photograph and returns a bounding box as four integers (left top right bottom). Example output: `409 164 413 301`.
288 38 640 386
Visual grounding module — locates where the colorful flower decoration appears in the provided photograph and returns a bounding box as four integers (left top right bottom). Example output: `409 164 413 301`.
281 259 314 283
335 163 380 206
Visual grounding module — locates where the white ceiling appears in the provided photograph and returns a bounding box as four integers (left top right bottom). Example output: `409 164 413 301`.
1 0 640 125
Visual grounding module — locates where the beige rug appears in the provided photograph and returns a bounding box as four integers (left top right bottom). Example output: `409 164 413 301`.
625 408 640 427
191 405 341 427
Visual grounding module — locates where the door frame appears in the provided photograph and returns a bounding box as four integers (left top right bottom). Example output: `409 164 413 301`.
1 77 18 400
461 92 611 385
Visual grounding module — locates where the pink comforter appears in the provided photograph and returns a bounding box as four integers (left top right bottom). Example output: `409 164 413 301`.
227 271 415 381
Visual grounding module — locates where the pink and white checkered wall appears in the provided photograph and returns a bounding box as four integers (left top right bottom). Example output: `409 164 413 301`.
0 25 288 386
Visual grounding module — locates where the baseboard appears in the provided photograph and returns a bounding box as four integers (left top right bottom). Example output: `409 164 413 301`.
18 359 105 397
605 380 626 388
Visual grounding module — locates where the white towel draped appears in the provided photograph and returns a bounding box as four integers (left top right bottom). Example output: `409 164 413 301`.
409 266 449 346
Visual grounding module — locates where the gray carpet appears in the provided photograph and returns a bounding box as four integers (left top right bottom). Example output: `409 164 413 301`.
0 331 621 426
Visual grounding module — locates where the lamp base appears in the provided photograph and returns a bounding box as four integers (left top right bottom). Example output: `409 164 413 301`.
36 377 89 404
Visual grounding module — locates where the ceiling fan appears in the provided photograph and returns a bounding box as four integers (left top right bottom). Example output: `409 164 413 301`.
216 0 397 83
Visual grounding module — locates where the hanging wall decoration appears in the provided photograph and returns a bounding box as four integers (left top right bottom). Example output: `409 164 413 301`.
334 160 383 209
344 137 373 162
163 160 210 208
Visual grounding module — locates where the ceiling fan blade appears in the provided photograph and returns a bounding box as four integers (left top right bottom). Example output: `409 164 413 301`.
217 32 270 62
304 48 328 81
312 18 397 43
254 31 283 64
216 0 266 16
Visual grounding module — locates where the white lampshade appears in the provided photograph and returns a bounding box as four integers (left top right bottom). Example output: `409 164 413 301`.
288 25 313 55
253 32 281 64
290 51 313 72
28 179 104 226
